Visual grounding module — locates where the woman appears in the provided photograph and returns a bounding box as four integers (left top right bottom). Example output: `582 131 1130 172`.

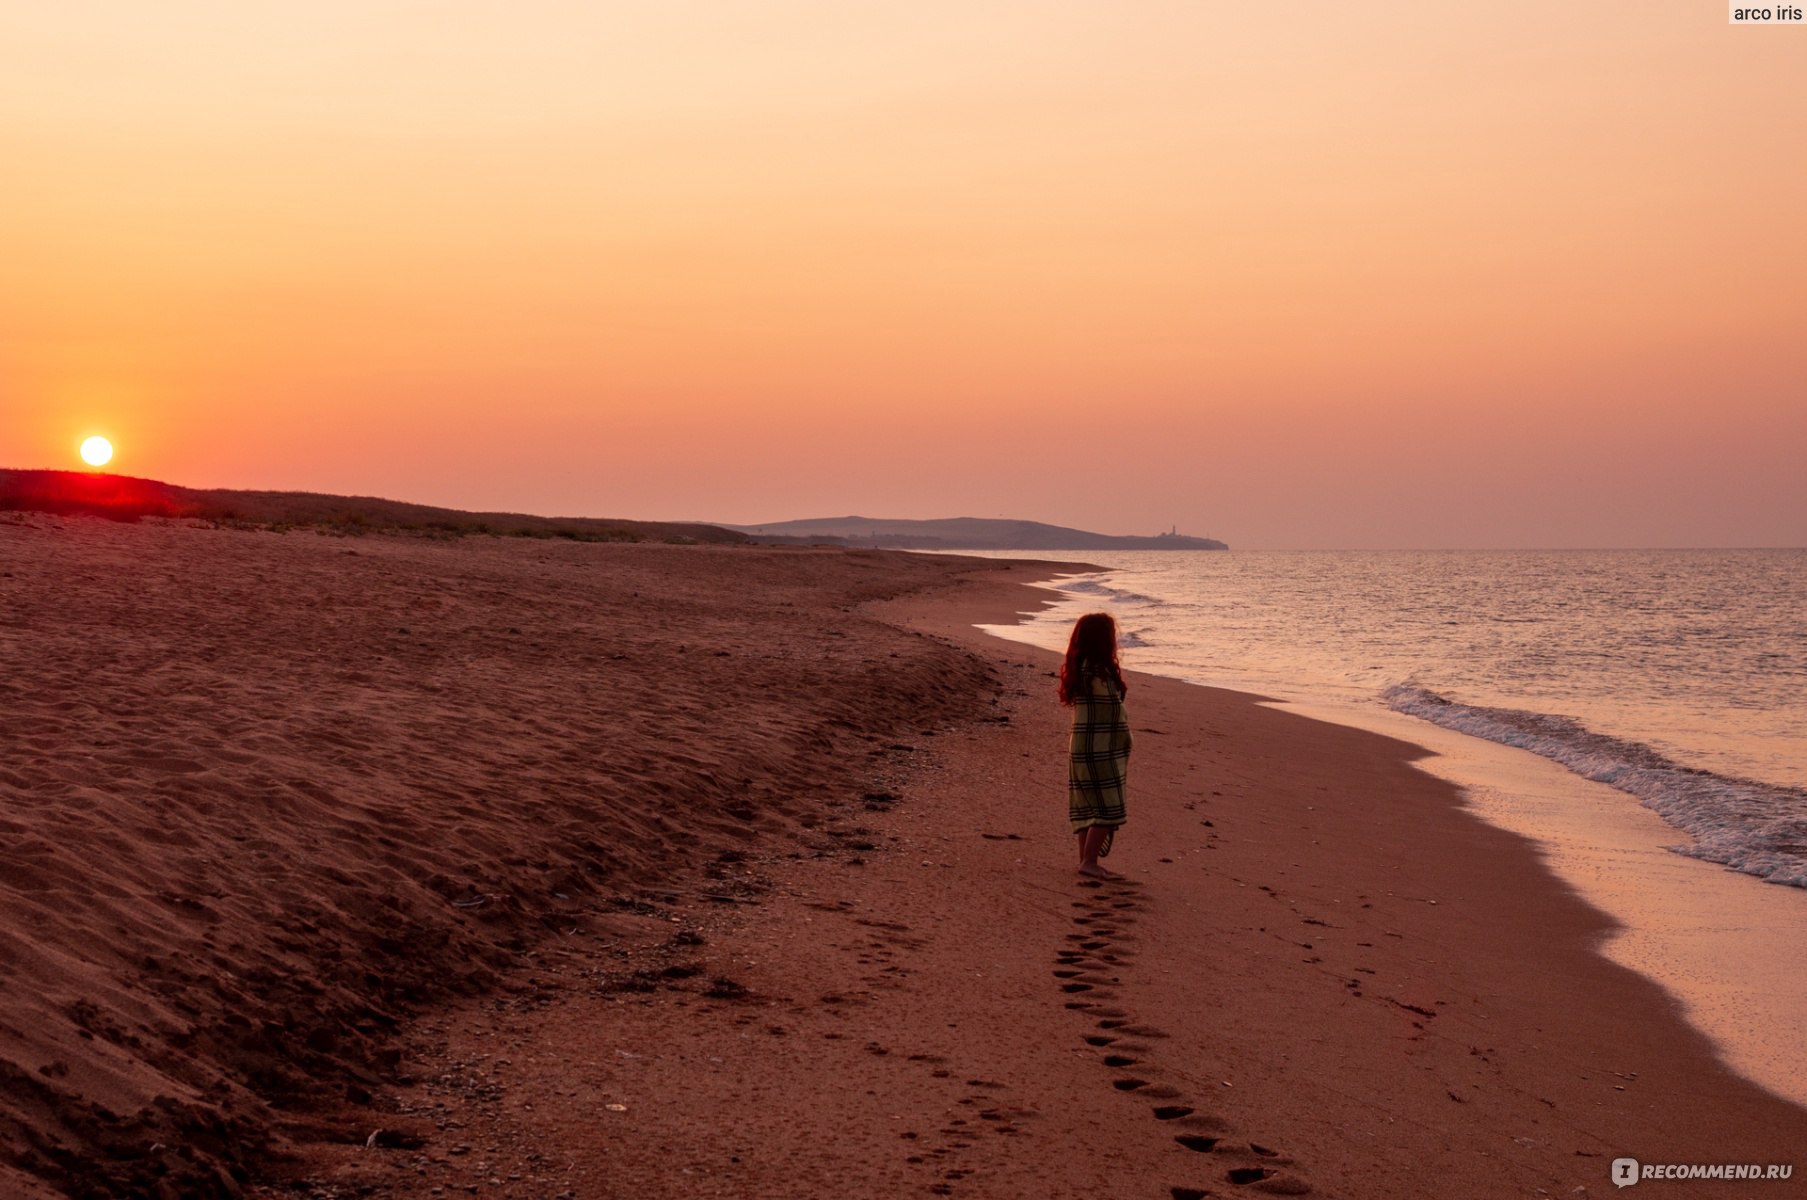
1059 612 1132 879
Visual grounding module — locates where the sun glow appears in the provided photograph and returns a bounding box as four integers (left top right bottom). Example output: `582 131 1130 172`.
79 436 114 467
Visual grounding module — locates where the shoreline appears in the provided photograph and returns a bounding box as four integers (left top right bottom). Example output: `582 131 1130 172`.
894 566 1806 1193
1277 697 1807 1115
971 567 1807 1113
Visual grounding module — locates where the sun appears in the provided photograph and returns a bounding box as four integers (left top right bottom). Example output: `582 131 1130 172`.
79 435 114 467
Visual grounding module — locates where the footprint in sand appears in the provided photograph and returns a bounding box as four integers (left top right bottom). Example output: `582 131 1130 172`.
1171 1140 1311 1195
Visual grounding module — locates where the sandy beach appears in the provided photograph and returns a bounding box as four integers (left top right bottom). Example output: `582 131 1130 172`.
2 517 1799 1199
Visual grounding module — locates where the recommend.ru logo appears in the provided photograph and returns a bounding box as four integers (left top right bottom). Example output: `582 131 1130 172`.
1611 1156 1795 1186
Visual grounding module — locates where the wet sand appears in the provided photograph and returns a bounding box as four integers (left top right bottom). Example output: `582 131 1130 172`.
2 517 1799 1198
1276 697 1807 1116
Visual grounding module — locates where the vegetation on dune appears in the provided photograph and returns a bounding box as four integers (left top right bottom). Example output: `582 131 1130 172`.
0 469 744 545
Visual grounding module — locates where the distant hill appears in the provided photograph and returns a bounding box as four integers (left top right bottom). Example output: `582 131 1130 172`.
726 515 1227 551
0 469 746 544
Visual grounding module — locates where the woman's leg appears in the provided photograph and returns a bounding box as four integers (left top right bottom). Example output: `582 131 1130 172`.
1077 825 1116 877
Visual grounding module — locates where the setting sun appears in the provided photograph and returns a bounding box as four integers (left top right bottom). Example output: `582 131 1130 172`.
79 436 113 467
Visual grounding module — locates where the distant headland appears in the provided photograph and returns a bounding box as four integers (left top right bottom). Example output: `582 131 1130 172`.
726 516 1229 551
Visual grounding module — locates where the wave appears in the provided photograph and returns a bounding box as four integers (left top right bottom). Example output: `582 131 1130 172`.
1384 685 1807 889
1053 576 1165 607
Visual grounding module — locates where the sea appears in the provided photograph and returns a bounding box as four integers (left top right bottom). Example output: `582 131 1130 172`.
960 549 1807 889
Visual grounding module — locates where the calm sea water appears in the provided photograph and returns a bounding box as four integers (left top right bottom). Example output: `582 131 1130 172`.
964 549 1807 888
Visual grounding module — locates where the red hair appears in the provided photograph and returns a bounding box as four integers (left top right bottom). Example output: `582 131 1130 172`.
1058 612 1127 706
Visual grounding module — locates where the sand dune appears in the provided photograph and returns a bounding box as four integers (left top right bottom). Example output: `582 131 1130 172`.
0 514 998 1197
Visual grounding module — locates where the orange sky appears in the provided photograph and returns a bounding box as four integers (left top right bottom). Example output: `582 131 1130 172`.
4 3 1803 547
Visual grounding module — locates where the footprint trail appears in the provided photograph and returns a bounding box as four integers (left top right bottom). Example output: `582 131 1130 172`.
1059 879 1315 1196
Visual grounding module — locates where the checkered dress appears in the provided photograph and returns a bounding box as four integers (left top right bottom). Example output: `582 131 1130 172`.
1068 670 1131 833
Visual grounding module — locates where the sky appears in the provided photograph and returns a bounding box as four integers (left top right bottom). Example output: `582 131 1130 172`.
3 2 1803 549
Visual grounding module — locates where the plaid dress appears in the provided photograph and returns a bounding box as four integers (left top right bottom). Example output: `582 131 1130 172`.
1069 670 1131 833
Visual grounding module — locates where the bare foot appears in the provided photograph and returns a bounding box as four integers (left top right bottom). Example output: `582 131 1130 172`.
1078 863 1119 879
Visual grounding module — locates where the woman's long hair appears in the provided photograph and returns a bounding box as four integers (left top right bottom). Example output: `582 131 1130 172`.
1058 612 1127 706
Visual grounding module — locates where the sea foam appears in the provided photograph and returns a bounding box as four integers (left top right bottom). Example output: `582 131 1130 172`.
1385 685 1807 888
1052 576 1165 607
